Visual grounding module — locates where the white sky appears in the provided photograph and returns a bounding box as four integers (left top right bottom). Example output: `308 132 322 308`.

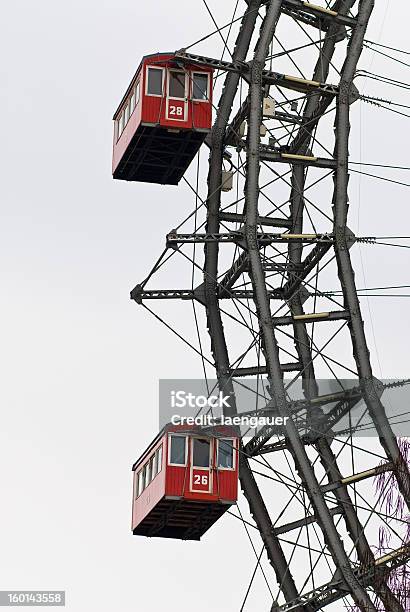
1 1 410 611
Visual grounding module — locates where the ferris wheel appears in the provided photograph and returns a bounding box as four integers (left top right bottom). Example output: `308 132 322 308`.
113 1 410 609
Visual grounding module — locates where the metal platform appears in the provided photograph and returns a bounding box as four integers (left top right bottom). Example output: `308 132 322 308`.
132 497 230 540
113 125 207 185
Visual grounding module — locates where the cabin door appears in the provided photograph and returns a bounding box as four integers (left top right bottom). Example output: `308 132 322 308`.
190 437 212 494
166 70 188 122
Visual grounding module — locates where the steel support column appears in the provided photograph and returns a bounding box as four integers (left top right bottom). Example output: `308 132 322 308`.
244 1 376 609
332 0 410 510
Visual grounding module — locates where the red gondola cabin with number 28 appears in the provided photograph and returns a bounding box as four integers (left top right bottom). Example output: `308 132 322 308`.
131 425 239 540
112 53 213 186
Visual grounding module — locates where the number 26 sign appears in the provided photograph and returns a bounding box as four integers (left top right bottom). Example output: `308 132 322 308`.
192 469 210 492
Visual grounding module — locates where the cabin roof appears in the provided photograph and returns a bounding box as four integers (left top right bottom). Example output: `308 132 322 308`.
113 52 175 119
132 426 167 471
131 423 202 471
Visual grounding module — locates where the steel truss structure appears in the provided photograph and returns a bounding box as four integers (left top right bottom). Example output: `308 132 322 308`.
131 1 410 609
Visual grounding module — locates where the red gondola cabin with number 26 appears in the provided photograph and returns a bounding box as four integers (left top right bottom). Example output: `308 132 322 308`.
132 425 239 540
112 53 213 186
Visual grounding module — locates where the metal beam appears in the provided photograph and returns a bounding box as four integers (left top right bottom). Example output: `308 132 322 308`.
274 506 343 536
219 211 292 228
174 51 340 95
282 0 357 26
272 310 350 326
332 0 410 512
167 231 334 245
130 286 285 303
243 1 376 609
282 242 332 299
231 362 302 377
260 150 337 168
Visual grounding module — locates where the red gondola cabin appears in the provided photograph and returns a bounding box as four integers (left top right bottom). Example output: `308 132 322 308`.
132 425 239 540
112 53 213 185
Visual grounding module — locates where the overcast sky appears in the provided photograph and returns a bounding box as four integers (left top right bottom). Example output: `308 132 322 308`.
1 1 410 611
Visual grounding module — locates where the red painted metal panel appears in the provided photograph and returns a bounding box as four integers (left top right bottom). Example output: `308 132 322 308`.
141 93 163 126
112 97 143 174
165 465 188 497
131 438 166 531
217 467 238 502
192 100 212 131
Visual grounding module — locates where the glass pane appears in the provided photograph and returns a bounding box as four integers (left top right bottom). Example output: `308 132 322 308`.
130 92 136 113
136 81 140 103
157 446 162 473
139 467 145 494
124 103 130 125
218 439 234 469
193 74 208 100
193 438 210 467
151 455 156 479
147 68 163 95
169 72 185 98
145 461 151 487
170 436 186 464
118 114 124 139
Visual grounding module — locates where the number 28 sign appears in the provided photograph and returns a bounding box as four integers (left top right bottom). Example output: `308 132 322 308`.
167 99 186 121
192 468 210 492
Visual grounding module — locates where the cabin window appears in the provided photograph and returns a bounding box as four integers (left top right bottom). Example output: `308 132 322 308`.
169 435 186 465
124 102 130 126
147 67 163 96
218 439 234 469
130 91 136 114
135 471 138 498
156 446 163 473
192 73 209 101
136 81 140 104
145 461 152 487
192 438 210 468
151 454 157 479
168 71 186 99
117 113 124 140
138 466 145 495
137 470 144 496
